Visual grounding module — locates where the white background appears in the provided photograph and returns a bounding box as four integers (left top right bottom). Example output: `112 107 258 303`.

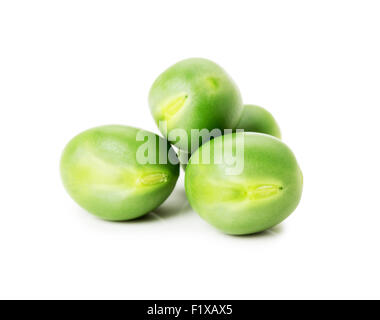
1 1 379 300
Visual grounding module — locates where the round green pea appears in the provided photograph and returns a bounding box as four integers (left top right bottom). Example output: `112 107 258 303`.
236 104 281 139
185 133 303 235
60 125 179 221
149 58 243 153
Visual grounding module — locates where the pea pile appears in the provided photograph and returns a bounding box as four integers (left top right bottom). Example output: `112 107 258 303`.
61 58 303 235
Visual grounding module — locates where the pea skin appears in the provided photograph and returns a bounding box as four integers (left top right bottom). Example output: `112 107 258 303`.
60 125 179 221
185 132 303 235
149 58 243 153
236 104 281 139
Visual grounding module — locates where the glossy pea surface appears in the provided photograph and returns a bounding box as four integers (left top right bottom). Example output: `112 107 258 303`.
236 104 281 139
185 133 303 235
149 58 243 153
60 125 179 221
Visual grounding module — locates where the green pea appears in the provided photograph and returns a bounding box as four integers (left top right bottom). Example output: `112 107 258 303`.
185 132 303 235
236 104 281 139
60 125 179 221
149 58 243 153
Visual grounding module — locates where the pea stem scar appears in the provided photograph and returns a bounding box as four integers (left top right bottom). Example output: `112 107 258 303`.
161 94 188 120
139 172 168 186
247 184 283 200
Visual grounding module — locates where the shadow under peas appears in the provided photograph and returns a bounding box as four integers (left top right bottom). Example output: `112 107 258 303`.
123 186 192 224
153 188 191 219
229 224 285 239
